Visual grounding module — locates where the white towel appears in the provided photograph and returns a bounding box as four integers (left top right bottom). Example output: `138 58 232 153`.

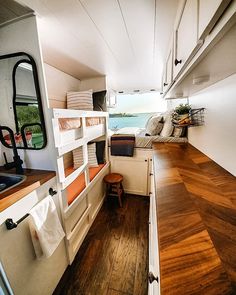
28 196 65 259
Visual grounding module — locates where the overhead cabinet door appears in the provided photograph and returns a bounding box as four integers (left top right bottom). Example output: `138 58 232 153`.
198 0 232 39
173 0 198 78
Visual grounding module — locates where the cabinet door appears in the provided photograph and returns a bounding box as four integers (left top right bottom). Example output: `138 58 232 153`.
174 0 198 78
149 181 160 294
198 0 231 39
111 157 149 195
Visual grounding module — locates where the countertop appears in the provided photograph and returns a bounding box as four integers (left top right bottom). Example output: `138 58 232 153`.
152 143 236 294
0 167 56 212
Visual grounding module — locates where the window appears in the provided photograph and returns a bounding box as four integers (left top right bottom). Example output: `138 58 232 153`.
109 92 167 130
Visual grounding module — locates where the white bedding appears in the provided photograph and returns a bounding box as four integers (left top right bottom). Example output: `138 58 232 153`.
109 127 188 148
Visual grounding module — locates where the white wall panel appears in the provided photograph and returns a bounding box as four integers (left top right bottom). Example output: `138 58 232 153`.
0 16 56 170
188 74 236 176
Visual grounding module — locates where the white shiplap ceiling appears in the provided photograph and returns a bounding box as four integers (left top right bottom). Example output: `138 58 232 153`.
0 0 33 27
16 0 179 92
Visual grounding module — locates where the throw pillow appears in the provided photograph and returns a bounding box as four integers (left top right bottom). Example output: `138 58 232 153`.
172 126 187 137
92 90 107 111
95 141 106 164
146 116 163 136
67 89 93 110
73 147 84 169
73 143 98 169
160 114 174 137
87 143 99 167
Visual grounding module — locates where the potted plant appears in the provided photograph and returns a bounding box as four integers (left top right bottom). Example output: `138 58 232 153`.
172 103 191 125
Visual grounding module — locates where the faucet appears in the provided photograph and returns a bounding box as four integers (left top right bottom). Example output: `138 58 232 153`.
0 126 24 175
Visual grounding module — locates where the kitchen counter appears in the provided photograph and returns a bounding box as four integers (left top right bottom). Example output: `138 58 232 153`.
0 167 56 212
152 143 236 294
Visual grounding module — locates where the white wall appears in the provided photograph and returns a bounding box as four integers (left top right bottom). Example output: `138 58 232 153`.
44 63 81 109
79 76 106 92
0 16 56 170
188 74 236 176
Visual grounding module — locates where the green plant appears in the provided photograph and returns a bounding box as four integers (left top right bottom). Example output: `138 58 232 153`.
174 103 191 115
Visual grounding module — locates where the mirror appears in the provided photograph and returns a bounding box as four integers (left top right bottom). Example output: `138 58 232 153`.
0 52 47 150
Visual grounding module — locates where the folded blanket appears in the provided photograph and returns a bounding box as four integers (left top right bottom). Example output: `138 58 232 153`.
111 134 135 157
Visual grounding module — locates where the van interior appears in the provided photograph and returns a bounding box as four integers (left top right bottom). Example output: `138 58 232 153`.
0 0 236 294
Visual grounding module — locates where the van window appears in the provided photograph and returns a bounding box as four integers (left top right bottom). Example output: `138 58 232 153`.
109 92 167 130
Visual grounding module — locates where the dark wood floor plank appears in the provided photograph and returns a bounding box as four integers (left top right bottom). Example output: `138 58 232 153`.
109 197 140 294
53 195 149 295
107 288 130 295
133 199 149 295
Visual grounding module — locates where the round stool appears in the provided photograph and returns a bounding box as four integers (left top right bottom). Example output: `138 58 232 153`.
103 173 124 207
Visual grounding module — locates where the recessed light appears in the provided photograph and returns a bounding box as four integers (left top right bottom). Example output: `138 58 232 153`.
193 75 210 85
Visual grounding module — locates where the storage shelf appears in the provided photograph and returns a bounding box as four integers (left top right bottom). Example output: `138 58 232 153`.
172 108 205 127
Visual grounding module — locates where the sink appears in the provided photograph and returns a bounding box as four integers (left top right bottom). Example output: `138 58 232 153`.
0 173 26 194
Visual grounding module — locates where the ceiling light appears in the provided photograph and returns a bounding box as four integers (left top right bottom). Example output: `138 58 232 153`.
193 75 210 85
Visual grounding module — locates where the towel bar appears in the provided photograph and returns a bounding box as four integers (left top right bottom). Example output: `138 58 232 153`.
5 188 57 230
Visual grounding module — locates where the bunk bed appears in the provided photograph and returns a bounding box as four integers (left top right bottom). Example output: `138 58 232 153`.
52 108 109 263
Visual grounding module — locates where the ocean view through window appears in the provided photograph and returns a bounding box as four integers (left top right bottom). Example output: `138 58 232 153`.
109 92 167 130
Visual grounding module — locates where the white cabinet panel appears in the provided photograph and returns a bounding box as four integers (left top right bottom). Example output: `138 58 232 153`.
148 161 160 294
174 0 198 78
166 47 173 87
163 46 173 92
148 281 159 295
111 157 149 195
198 0 231 39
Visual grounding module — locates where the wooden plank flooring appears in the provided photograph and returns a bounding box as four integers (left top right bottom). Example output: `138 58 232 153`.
54 195 149 295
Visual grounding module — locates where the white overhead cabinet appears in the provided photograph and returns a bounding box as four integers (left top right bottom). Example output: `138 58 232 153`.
163 0 236 98
173 0 198 78
198 0 232 39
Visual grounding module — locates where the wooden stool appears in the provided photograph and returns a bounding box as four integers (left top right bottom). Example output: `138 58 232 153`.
103 173 124 207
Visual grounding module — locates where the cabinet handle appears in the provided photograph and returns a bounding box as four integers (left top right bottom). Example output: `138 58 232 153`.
148 272 159 284
145 159 148 162
163 82 168 86
150 173 153 176
174 58 182 66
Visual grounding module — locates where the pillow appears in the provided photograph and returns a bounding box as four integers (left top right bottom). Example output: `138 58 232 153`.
160 114 174 137
58 118 81 130
67 89 93 110
95 141 106 164
93 90 107 111
146 115 163 136
87 143 99 167
172 126 187 138
73 147 83 169
73 143 98 169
